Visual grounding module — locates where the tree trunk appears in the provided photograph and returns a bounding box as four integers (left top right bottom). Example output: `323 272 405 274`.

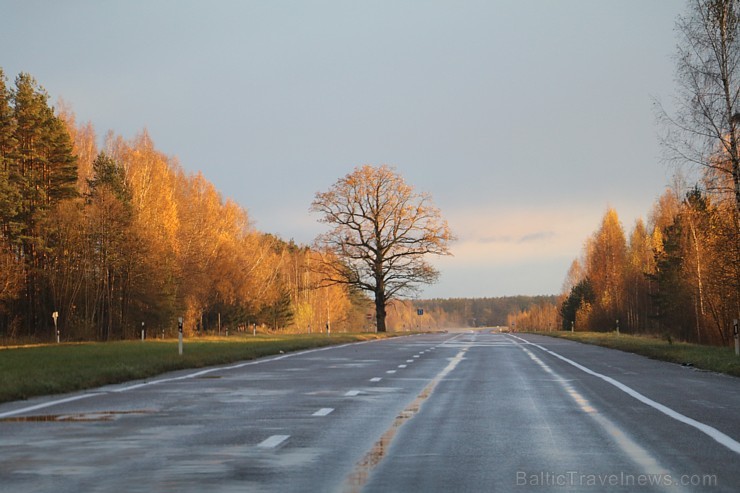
375 292 387 332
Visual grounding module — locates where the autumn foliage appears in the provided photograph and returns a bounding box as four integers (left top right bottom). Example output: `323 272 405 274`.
563 0 740 346
0 69 365 341
561 189 739 345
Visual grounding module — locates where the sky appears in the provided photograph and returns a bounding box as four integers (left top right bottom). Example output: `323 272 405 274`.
1 0 688 299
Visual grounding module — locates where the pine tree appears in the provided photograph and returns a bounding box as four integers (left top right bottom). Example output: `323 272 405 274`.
0 69 19 244
649 218 694 340
88 152 131 204
8 72 78 335
560 278 595 330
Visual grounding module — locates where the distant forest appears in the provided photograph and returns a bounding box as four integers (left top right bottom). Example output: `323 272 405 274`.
382 296 558 332
415 296 557 328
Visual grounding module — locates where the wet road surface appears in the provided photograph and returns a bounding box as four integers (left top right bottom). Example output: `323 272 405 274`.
1 331 738 492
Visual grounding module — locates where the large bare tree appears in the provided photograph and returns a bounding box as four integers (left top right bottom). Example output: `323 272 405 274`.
311 165 453 332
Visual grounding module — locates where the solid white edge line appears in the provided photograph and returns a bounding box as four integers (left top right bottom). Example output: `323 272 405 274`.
0 393 102 419
0 334 449 419
509 334 740 455
111 338 380 393
0 337 391 419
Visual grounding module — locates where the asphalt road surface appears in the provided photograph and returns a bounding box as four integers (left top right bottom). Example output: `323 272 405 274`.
1 331 738 492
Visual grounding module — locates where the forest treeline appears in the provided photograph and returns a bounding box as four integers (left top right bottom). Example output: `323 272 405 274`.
0 69 371 340
559 182 738 345
15 67 731 344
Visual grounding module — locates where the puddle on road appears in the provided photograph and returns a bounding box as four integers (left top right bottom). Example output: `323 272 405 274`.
0 410 154 422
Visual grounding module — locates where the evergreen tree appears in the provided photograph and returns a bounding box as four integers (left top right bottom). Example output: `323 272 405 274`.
88 152 131 204
86 153 135 340
259 289 294 330
4 72 78 335
560 278 595 330
12 73 77 215
43 111 78 203
649 219 694 340
0 69 15 160
0 69 19 244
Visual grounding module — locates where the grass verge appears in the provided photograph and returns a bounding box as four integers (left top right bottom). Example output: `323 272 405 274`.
539 331 740 378
0 333 394 404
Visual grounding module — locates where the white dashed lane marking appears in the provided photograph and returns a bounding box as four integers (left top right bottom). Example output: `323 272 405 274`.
258 435 290 448
312 408 334 417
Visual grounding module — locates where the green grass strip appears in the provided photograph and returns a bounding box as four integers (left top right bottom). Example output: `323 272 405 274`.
539 331 740 377
0 333 394 404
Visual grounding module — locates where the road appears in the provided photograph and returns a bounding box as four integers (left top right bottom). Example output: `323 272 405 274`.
1 331 738 492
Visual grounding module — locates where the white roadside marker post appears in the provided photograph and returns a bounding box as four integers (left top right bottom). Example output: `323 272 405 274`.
52 311 59 343
178 317 184 356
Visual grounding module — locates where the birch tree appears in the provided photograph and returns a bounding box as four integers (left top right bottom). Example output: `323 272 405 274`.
661 0 740 220
587 208 628 329
661 0 740 341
